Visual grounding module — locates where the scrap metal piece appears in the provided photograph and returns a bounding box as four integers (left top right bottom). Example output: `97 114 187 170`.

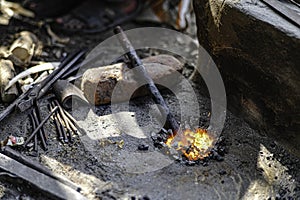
0 46 9 58
53 79 89 110
0 0 35 25
0 59 18 102
8 31 42 67
0 0 35 17
45 24 70 44
22 70 55 92
0 50 85 122
5 62 60 91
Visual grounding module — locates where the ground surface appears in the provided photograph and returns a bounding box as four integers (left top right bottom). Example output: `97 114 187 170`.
0 8 299 200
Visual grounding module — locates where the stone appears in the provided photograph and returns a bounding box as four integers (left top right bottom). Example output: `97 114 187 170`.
193 0 300 156
138 144 149 151
81 54 183 105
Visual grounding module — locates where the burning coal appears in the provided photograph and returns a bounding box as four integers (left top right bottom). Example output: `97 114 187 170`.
166 128 215 161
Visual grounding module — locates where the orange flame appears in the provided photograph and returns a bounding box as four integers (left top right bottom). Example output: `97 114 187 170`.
166 128 214 161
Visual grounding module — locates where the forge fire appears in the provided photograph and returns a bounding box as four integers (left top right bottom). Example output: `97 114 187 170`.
166 128 215 161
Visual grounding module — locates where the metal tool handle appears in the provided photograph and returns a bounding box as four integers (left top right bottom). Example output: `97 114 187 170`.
16 50 86 112
0 50 86 122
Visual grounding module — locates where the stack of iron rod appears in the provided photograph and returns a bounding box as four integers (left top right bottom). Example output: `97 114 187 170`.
25 99 80 152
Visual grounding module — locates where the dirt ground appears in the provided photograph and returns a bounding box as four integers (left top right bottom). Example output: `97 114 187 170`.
0 7 299 200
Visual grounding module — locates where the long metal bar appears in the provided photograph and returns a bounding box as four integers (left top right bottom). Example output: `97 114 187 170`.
53 100 74 143
0 50 86 122
1 146 82 193
114 26 180 134
29 113 38 152
32 108 47 150
35 100 48 142
52 101 68 143
49 103 64 142
24 106 58 147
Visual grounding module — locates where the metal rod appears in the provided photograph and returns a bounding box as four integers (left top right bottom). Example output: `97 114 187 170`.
61 63 81 79
64 116 78 135
38 50 86 99
52 102 68 143
52 100 79 135
62 110 82 136
58 114 68 143
49 103 64 142
54 100 72 133
32 108 47 150
0 50 86 123
63 110 76 124
1 146 82 192
35 100 48 142
24 106 58 148
0 89 29 122
53 100 74 143
29 113 38 152
114 26 180 134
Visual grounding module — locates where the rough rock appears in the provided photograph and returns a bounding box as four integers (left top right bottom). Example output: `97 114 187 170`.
193 0 300 156
81 54 183 105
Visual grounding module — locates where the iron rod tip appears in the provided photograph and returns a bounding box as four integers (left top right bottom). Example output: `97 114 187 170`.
114 26 122 35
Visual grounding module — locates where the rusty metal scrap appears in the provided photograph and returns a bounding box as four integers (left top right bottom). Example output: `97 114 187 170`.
8 31 42 67
0 0 35 25
0 59 18 103
0 50 85 122
4 62 60 91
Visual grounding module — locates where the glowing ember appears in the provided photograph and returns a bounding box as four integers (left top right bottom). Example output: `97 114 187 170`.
166 128 214 161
